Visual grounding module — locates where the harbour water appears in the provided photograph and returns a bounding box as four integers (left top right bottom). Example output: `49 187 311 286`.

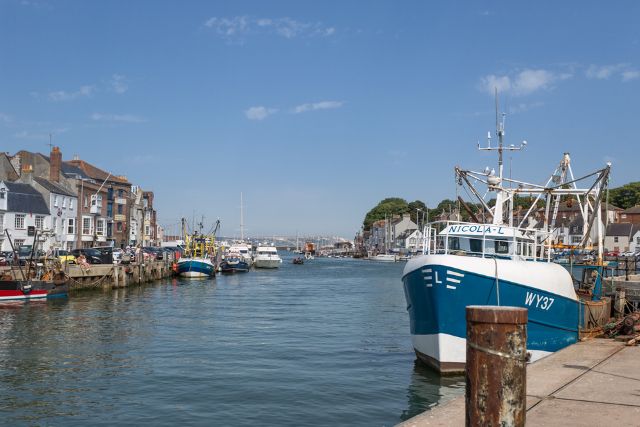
0 255 463 426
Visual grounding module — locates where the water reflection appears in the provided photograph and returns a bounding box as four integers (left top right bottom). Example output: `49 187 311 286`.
400 360 465 422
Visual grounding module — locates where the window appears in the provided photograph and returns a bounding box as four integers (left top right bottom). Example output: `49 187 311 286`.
145 225 150 235
0 189 5 199
67 218 75 234
82 217 92 235
54 195 59 207
622 214 627 219
449 237 460 250
0 213 3 233
470 238 483 253
614 236 619 243
571 236 581 244
145 211 151 220
107 202 113 217
637 237 640 244
495 240 510 254
14 239 24 247
15 214 25 229
62 197 67 208
53 217 57 231
84 196 89 208
96 219 105 236
118 189 124 198
116 222 123 232
117 204 123 214
35 215 44 230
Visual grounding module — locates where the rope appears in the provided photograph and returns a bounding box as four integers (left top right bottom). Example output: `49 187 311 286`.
63 267 115 287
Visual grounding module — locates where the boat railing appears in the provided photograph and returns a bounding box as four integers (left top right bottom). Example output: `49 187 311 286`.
422 220 553 262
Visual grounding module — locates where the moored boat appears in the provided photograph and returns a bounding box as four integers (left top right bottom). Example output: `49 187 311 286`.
371 253 398 262
253 245 282 269
176 218 218 278
402 103 611 373
219 255 250 273
0 279 68 302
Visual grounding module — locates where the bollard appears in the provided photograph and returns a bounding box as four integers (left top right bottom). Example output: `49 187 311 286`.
466 306 528 427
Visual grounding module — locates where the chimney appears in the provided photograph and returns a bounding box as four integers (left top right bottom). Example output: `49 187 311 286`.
50 146 62 182
10 154 22 177
21 164 33 184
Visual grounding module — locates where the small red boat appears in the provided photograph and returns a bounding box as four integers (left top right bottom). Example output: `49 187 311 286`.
0 278 68 302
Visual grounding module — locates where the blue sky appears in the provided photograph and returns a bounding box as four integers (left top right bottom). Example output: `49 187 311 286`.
1 1 639 238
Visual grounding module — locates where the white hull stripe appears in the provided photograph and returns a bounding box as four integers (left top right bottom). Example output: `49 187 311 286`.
447 270 464 277
446 277 460 283
422 268 432 273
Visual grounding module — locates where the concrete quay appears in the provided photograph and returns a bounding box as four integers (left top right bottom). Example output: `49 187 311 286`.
399 339 640 426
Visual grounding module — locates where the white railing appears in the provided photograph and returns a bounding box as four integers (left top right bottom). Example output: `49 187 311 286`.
422 220 553 262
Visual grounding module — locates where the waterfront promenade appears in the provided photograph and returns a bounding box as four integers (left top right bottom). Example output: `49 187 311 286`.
399 339 640 426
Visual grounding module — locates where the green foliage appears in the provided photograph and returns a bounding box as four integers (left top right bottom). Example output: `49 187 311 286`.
609 182 640 210
362 198 409 230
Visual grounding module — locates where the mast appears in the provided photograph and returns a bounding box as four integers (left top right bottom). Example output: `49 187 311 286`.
240 192 244 241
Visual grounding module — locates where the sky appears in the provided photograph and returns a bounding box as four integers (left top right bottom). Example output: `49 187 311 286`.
1 1 639 238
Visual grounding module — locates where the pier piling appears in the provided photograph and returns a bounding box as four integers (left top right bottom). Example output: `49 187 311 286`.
465 306 528 427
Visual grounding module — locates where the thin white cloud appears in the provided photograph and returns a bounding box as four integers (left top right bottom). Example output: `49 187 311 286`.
245 106 278 120
91 113 146 123
48 85 95 101
110 74 129 94
14 128 68 140
622 70 640 82
205 16 336 42
0 112 12 123
508 101 544 114
293 101 344 114
479 68 570 96
586 63 626 80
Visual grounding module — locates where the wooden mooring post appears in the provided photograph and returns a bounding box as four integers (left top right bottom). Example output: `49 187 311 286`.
465 306 528 427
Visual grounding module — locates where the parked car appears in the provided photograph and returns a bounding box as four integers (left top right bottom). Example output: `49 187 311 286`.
51 248 76 264
71 248 104 264
604 251 620 257
91 246 114 264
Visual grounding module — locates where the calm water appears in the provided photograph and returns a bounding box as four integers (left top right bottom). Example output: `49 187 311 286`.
0 255 463 426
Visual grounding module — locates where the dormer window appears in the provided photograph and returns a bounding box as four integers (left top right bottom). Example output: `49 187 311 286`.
0 188 5 199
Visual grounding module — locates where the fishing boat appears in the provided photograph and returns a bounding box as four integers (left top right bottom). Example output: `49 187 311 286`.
402 101 611 373
253 245 282 269
1 231 69 302
219 254 250 273
292 257 304 265
176 219 218 278
0 278 68 302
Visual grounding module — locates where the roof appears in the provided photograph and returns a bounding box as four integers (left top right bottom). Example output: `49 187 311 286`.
66 159 130 184
3 182 50 214
622 205 640 215
33 177 76 197
606 223 637 237
61 162 90 179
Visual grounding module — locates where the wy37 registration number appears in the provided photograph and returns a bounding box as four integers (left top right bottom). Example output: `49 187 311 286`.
524 292 554 311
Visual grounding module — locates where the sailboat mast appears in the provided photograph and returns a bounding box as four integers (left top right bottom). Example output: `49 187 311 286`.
240 192 244 241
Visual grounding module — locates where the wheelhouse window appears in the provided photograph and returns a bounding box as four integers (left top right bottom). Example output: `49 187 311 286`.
449 237 460 250
494 239 510 254
469 238 483 254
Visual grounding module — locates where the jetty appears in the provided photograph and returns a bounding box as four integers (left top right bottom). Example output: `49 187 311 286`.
0 257 177 292
398 338 640 426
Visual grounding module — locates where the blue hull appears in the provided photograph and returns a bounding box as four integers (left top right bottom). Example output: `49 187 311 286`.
402 256 580 371
177 259 215 278
220 261 250 273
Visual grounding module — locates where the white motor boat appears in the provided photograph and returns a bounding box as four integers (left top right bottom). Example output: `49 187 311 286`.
253 245 283 269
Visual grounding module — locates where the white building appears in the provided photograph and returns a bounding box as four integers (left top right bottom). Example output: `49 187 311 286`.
32 176 79 251
0 181 52 251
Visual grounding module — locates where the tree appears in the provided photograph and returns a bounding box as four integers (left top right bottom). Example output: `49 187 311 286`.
408 200 427 224
609 182 640 209
362 198 409 230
